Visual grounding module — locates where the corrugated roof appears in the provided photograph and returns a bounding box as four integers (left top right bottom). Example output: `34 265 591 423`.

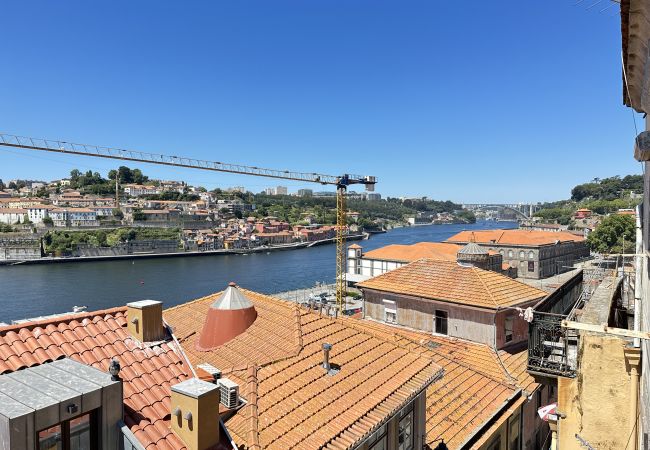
358 259 546 309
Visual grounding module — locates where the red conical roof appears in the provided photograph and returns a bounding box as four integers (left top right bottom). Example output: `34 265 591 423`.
196 283 257 351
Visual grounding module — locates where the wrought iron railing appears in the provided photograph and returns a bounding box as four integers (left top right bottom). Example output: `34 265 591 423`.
527 311 578 378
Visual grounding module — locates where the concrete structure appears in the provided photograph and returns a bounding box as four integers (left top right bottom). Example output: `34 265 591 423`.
0 236 41 260
447 229 590 279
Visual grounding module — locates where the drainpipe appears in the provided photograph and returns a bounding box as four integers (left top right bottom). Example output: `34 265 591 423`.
634 205 642 348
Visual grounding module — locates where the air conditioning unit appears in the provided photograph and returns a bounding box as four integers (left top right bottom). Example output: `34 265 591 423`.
218 378 240 408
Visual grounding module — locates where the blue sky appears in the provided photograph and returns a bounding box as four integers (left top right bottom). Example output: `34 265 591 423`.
0 1 642 203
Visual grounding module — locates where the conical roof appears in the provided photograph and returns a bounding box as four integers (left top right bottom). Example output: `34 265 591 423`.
197 282 257 351
211 282 255 310
457 241 489 256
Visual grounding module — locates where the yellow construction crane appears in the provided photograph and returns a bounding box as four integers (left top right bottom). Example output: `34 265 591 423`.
0 133 376 310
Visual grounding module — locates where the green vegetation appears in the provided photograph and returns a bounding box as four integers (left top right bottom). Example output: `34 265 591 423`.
140 191 200 202
534 174 642 226
587 214 635 254
248 194 468 226
0 224 15 232
571 175 642 201
42 228 180 254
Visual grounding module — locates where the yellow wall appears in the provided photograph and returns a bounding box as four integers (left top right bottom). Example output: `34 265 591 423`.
558 334 634 450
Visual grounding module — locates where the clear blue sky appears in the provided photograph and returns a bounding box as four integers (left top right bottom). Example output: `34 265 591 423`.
0 1 642 203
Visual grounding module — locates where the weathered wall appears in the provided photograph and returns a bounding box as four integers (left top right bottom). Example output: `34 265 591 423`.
558 334 634 450
642 157 650 450
363 289 497 346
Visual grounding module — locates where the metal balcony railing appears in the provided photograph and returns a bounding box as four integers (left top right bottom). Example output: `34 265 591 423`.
527 311 578 378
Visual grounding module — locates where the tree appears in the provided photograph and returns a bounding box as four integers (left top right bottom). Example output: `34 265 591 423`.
0 179 5 190
70 169 81 181
42 216 53 226
8 182 17 190
587 214 635 254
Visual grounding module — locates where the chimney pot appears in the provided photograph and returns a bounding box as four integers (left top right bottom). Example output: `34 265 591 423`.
228 281 237 287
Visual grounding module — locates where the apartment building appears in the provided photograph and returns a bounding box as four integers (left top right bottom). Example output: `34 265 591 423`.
122 184 161 197
49 208 99 227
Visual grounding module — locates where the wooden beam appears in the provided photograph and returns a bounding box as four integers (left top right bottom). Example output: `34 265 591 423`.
561 320 650 340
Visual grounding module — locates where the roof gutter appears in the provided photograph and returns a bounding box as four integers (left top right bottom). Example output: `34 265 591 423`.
457 388 523 450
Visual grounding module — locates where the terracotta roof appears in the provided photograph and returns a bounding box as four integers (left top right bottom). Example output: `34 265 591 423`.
165 289 442 450
0 307 198 450
342 319 538 449
362 242 463 262
446 229 585 246
348 243 362 249
357 259 546 309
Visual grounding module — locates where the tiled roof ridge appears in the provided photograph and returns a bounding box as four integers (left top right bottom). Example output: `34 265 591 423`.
345 319 517 388
0 306 128 334
246 365 262 450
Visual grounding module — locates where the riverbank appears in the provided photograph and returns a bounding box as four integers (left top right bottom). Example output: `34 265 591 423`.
0 232 367 266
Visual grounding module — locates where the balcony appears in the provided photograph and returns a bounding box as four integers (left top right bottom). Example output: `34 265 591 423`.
527 311 578 378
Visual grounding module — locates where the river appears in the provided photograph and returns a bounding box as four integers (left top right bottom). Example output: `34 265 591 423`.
0 220 517 322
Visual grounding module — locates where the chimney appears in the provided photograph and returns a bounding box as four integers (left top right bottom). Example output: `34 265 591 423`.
171 378 220 450
126 300 165 342
322 343 332 372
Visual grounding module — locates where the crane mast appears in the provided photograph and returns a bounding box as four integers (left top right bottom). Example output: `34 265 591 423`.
0 133 376 311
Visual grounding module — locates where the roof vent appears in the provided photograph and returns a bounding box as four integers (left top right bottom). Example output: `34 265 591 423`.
196 282 257 351
218 378 240 409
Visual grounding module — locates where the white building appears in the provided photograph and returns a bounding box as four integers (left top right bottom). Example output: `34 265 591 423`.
275 186 288 196
0 209 26 225
123 184 162 197
27 205 53 224
50 208 99 227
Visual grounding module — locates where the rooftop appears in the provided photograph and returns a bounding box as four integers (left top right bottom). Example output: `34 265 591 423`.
361 242 463 262
165 289 442 449
446 229 585 246
0 307 195 450
357 259 547 309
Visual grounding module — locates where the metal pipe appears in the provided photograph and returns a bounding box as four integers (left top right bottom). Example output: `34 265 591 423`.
322 343 332 372
634 204 642 348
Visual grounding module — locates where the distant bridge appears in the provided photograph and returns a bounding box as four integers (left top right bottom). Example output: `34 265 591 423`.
462 203 540 220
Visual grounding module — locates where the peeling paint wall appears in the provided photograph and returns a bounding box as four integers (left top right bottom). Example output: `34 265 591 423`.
558 334 634 450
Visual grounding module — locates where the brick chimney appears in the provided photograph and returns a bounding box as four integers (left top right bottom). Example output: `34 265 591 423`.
171 378 220 450
126 300 165 342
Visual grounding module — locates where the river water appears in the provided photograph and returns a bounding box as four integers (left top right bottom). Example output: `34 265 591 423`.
0 220 517 322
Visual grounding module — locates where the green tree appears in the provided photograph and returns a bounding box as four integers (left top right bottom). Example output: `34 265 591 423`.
587 214 635 254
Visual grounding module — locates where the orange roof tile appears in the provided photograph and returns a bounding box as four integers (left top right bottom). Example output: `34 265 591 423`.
357 259 546 309
0 308 200 450
342 319 537 449
362 242 462 262
164 289 442 450
446 229 585 246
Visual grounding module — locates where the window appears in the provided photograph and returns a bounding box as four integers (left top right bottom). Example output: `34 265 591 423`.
38 411 97 450
369 434 387 450
508 250 513 258
505 315 514 343
528 261 535 273
398 411 413 450
383 300 397 324
529 251 535 260
509 414 521 450
487 436 501 450
435 310 448 335
519 250 525 259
